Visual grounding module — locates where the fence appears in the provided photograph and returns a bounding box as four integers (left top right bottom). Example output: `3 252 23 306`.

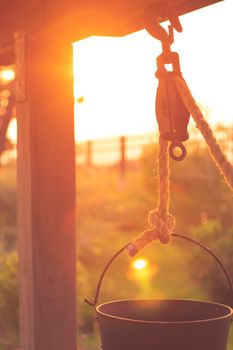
76 126 233 169
1 125 231 169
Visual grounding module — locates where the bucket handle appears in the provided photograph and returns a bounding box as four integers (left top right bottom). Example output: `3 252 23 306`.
85 233 233 308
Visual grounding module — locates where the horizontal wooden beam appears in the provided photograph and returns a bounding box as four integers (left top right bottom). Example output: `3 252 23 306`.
0 0 224 60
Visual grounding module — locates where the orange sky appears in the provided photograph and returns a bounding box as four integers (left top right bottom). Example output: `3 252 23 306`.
73 0 233 141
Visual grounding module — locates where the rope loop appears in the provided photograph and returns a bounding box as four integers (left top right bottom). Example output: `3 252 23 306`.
148 209 175 244
127 210 175 257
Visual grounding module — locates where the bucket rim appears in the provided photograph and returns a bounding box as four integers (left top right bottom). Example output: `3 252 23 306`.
96 298 233 325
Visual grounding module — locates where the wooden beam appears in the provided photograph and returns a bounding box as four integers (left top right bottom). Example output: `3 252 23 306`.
29 0 227 42
16 32 76 350
0 0 224 49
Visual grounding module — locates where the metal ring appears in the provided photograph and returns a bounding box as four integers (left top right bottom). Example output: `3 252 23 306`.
169 143 186 161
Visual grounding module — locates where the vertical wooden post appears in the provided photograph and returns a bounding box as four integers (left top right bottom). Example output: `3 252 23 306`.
120 136 126 180
16 32 76 350
86 140 92 167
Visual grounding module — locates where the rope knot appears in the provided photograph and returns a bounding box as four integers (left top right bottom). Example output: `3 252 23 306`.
148 209 175 244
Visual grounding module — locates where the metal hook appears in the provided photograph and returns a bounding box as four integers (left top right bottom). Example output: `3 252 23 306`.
144 1 183 54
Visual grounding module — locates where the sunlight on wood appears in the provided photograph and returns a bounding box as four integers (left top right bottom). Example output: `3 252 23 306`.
7 118 17 143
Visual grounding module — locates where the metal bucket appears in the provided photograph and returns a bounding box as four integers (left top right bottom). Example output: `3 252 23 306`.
86 233 233 350
97 299 232 350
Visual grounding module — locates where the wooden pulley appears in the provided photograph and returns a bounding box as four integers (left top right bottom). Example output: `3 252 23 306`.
155 52 190 161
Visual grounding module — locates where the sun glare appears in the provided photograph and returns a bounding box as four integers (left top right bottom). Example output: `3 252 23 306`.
7 118 17 144
73 0 232 142
133 259 148 270
128 258 157 281
73 34 157 141
0 68 15 83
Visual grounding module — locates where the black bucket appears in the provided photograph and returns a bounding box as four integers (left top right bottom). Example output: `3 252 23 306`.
86 233 233 350
97 299 232 350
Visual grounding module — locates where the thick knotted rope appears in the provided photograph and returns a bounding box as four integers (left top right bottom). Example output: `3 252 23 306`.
127 75 233 257
127 135 175 257
173 76 233 191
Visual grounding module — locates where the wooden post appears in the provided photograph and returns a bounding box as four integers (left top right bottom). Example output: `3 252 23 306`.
16 32 76 350
120 136 126 180
86 140 92 167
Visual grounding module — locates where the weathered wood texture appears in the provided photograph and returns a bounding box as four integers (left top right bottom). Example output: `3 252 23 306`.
16 33 76 350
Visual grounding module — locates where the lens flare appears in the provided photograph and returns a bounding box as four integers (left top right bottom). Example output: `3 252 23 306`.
133 259 148 270
0 69 15 83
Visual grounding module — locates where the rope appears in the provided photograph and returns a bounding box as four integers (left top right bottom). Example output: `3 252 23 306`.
173 76 233 192
127 74 233 257
127 135 175 257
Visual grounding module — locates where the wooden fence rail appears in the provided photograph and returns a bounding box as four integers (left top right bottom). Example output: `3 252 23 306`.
76 127 233 170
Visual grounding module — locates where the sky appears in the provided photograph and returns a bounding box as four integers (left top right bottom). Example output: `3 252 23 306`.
73 0 233 141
